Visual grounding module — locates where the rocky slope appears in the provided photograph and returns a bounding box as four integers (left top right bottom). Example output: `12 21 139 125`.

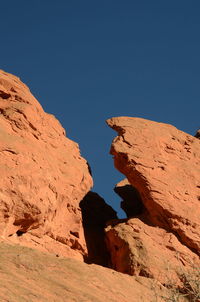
0 242 172 302
106 117 200 287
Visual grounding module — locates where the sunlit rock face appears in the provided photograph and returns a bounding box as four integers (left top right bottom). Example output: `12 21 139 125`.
0 242 171 302
0 70 93 259
106 116 200 285
1 70 200 297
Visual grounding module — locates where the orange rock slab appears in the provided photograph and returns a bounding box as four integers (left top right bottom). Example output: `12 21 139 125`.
107 117 200 255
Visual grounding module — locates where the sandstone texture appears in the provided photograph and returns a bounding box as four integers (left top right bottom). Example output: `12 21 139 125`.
106 117 200 286
0 242 173 302
106 218 199 285
0 70 93 259
1 71 199 301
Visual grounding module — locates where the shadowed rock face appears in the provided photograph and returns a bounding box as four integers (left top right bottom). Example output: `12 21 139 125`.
80 191 117 266
195 129 200 139
114 179 144 218
0 70 93 259
106 116 200 286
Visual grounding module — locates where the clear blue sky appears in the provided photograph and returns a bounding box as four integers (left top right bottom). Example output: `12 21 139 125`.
1 1 200 216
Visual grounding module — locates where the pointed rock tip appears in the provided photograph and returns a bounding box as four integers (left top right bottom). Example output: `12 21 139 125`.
106 116 150 134
106 116 128 127
106 116 134 130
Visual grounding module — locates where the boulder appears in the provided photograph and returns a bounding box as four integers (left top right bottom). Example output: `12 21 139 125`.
0 70 93 259
106 218 199 286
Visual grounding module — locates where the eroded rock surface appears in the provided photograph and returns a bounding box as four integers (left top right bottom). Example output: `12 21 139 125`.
106 117 200 285
0 242 172 302
106 218 199 286
107 117 200 253
0 70 93 259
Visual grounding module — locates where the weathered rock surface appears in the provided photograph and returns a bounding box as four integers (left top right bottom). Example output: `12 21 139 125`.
106 218 199 285
0 242 174 302
107 117 200 254
1 72 198 300
0 70 93 259
106 117 200 285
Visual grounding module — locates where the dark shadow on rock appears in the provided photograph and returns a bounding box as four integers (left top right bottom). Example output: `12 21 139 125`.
80 191 118 267
194 129 200 139
114 181 144 218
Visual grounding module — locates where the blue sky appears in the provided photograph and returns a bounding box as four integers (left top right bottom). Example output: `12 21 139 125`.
1 1 200 216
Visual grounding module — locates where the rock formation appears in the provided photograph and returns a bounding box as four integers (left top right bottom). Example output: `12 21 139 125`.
0 70 199 301
0 70 93 259
106 117 200 286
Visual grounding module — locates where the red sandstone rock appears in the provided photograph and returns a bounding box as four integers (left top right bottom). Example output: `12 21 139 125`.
107 117 200 255
106 218 199 286
0 70 93 259
0 242 172 302
106 117 200 286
